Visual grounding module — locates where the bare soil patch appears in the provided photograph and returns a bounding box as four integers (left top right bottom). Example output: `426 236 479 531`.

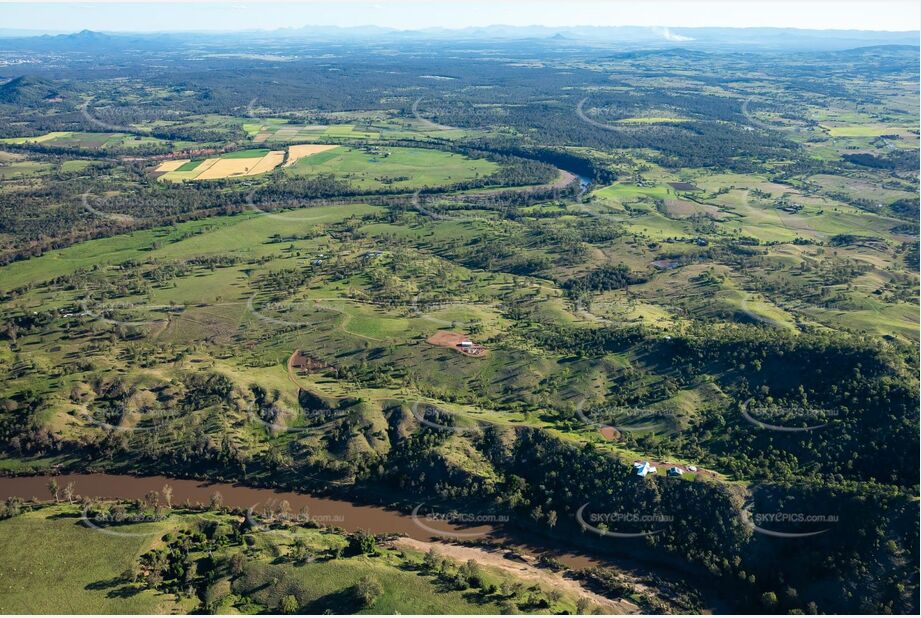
664 199 723 219
289 350 329 373
393 537 640 614
426 330 487 357
598 426 621 440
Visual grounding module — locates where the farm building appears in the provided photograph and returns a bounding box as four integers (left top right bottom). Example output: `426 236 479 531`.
633 461 657 477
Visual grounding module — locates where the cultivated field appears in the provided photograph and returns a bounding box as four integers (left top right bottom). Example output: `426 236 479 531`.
154 144 346 181
283 143 339 167
155 148 285 181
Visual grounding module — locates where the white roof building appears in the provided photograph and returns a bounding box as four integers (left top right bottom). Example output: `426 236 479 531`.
633 461 657 477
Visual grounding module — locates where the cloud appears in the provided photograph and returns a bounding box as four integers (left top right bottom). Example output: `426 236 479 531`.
653 26 694 42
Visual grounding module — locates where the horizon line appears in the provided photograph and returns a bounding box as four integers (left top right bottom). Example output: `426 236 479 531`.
2 24 919 35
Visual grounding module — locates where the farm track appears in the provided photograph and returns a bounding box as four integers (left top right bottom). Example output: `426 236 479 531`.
411 97 458 131
393 537 641 614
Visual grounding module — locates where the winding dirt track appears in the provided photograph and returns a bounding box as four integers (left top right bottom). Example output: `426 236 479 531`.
394 537 641 615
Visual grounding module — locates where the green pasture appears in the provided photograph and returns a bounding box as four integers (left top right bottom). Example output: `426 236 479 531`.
0 131 175 151
221 148 270 159
285 146 497 190
0 507 181 614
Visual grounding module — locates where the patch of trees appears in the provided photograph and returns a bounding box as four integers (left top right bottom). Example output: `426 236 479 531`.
844 149 919 171
180 372 234 411
564 264 647 295
524 323 648 356
889 197 920 220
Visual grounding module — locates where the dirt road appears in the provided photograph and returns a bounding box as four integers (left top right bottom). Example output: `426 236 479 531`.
393 537 641 614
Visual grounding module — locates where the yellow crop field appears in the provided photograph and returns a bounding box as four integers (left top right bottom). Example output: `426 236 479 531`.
157 146 313 181
154 159 190 172
192 158 219 175
248 150 285 174
283 144 338 167
0 131 73 144
195 158 256 180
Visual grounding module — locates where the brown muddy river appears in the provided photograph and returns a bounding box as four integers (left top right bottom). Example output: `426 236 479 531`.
0 472 738 611
0 473 601 569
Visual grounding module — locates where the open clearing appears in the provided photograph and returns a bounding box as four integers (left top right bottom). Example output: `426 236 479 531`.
819 123 910 137
245 117 471 143
616 116 688 124
0 508 181 614
248 122 380 142
285 145 498 190
427 330 487 357
247 149 286 174
193 155 277 180
0 131 72 144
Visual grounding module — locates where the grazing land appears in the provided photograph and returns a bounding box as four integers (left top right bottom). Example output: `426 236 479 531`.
284 145 500 190
0 507 183 614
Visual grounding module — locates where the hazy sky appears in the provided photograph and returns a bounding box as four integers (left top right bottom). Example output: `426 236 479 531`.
0 1 918 33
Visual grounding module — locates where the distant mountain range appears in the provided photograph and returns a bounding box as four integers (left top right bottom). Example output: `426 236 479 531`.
0 25 916 52
0 29 183 51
